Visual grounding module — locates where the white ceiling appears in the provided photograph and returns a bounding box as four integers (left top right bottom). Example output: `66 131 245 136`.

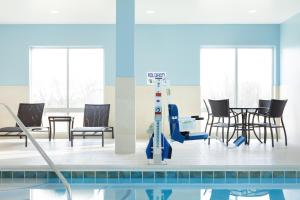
0 0 300 24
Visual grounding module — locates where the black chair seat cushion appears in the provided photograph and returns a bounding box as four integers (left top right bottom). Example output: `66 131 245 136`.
0 127 22 133
71 127 112 133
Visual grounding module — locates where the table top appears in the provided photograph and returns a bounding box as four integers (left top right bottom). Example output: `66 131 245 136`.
230 107 268 110
48 116 74 121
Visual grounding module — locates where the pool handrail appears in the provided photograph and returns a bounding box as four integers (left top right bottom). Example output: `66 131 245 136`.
0 103 72 200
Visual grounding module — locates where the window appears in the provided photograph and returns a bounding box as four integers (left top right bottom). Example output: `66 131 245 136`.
200 47 273 108
30 47 104 127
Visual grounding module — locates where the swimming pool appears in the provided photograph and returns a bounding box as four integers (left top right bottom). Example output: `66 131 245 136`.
1 183 300 200
1 170 300 199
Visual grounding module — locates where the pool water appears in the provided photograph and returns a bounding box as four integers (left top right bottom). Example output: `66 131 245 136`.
1 184 300 200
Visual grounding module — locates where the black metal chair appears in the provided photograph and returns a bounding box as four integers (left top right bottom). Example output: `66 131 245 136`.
0 103 48 147
70 104 114 147
208 99 239 146
252 99 287 147
203 99 221 135
247 99 271 143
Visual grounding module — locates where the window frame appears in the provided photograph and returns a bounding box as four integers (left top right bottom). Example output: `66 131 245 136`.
29 46 105 114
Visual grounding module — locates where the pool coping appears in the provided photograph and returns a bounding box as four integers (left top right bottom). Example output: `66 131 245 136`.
1 164 300 171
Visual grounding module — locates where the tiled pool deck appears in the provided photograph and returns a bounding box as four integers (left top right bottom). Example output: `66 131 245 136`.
0 139 300 172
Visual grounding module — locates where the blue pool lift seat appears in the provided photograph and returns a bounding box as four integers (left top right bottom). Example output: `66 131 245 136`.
168 104 208 143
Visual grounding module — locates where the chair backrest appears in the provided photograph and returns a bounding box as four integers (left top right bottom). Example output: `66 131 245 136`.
168 104 185 143
208 99 230 118
258 99 271 115
83 104 110 127
17 103 45 127
268 99 288 118
203 99 211 114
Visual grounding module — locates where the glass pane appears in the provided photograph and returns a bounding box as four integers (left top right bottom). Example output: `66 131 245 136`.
200 48 236 109
69 48 104 108
69 112 84 128
30 48 67 108
237 48 273 107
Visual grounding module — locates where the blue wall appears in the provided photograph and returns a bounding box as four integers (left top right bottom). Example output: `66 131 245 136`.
0 24 280 86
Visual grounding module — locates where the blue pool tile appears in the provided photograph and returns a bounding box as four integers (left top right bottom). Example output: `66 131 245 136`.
108 171 118 183
48 172 59 183
250 171 260 184
273 171 284 184
261 171 273 183
36 171 48 183
131 171 142 183
214 171 225 184
178 171 189 184
96 171 107 183
202 171 213 184
72 171 84 183
2 171 12 179
155 171 166 183
226 171 237 184
285 171 297 183
143 171 154 183
84 171 95 183
61 171 71 182
13 171 24 179
297 171 300 183
119 171 131 183
190 171 201 184
25 171 36 183
1 171 12 183
37 171 47 179
166 171 177 183
238 171 249 184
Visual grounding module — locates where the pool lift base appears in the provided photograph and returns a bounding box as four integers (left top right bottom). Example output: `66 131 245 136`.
233 135 246 147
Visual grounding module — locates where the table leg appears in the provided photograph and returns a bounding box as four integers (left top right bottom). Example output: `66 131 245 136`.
53 122 56 140
49 120 52 141
68 120 71 141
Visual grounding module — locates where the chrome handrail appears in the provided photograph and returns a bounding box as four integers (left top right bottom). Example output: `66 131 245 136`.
0 103 72 200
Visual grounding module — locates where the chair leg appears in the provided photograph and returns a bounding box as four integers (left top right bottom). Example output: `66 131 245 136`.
226 124 230 146
273 118 279 142
112 127 114 139
222 117 224 142
205 116 209 133
281 117 288 146
268 118 274 147
208 117 214 145
102 132 104 147
48 128 51 142
264 117 267 144
71 132 74 147
25 136 28 147
216 117 220 138
258 115 261 139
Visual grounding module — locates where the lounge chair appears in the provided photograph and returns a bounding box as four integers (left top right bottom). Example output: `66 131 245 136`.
70 104 114 147
0 103 48 147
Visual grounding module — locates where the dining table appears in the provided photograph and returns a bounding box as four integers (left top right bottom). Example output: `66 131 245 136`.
230 107 266 145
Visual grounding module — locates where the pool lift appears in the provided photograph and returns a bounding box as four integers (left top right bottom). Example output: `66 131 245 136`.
146 75 172 165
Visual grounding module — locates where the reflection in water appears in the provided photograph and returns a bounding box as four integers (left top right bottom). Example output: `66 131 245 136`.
0 185 294 200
